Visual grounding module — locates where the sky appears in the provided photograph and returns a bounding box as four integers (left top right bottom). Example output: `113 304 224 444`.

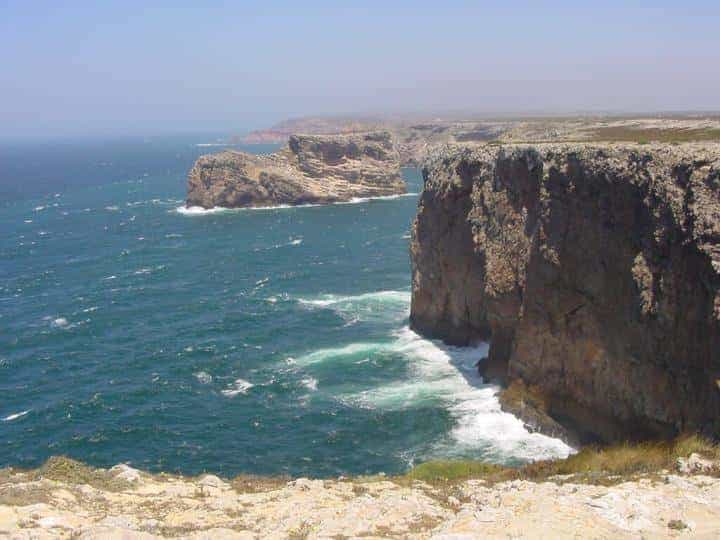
1 0 719 137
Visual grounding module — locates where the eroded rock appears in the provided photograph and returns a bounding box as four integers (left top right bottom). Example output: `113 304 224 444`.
411 142 720 442
185 132 405 209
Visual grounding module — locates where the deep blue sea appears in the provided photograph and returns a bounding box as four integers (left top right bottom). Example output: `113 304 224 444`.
0 135 570 478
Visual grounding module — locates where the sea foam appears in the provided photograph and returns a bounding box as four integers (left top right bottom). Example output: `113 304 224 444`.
2 410 31 422
221 378 254 397
175 193 419 216
327 326 573 462
297 290 411 324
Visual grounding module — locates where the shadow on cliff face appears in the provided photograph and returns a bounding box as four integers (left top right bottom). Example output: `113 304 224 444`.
410 143 720 445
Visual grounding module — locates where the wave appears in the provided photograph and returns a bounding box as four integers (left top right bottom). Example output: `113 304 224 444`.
176 205 234 216
50 317 69 328
254 238 304 252
293 342 389 367
175 193 419 216
194 371 213 384
345 192 419 204
298 290 410 308
3 410 31 422
335 327 573 462
300 376 318 391
297 289 410 324
221 378 254 397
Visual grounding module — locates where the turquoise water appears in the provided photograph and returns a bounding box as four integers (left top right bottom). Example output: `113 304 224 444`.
0 136 570 477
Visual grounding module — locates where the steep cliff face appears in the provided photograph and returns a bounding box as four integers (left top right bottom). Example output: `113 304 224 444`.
411 143 720 442
186 132 404 208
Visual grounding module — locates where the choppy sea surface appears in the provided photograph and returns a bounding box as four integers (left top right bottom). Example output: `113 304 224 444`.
0 135 571 477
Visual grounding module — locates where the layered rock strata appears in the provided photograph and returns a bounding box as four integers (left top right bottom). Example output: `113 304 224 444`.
186 132 405 208
410 143 720 442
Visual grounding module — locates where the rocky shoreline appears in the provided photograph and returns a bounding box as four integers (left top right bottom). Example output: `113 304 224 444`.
185 132 405 209
2 456 720 539
410 142 720 444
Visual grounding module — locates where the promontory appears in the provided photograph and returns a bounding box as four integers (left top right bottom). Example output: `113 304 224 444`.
410 142 720 443
185 131 405 209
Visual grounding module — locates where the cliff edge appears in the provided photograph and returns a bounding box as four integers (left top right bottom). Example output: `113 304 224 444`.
410 143 720 442
186 132 405 208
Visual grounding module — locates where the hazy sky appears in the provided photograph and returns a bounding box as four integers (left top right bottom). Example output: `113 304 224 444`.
2 1 719 137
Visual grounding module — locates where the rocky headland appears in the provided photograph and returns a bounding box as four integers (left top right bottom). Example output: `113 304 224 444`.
241 115 720 166
185 132 405 209
410 142 720 443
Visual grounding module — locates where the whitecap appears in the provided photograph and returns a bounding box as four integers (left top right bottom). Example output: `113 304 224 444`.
24 219 33 224
221 378 254 397
175 193 419 216
105 205 119 211
194 371 213 384
297 290 411 323
293 342 389 367
300 376 318 391
176 205 233 216
2 410 31 422
298 290 410 308
51 317 69 328
103 275 117 280
345 192 419 204
34 205 46 212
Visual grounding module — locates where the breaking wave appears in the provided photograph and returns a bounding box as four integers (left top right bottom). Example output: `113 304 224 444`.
297 290 410 324
175 193 419 216
303 326 573 463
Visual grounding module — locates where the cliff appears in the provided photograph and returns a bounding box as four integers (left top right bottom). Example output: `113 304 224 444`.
410 143 720 443
186 132 405 208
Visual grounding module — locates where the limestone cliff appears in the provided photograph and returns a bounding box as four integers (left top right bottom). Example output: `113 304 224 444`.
410 143 720 442
186 132 404 208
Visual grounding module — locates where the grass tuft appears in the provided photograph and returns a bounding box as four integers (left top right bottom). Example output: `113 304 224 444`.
231 473 290 493
404 461 505 483
30 456 130 491
400 434 720 486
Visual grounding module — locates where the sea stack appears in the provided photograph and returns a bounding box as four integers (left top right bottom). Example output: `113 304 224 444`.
410 143 720 442
185 131 405 209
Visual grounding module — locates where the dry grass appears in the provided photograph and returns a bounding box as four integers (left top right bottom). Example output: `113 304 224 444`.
0 484 52 506
589 127 720 143
230 473 290 494
399 435 720 486
26 456 131 492
287 520 313 540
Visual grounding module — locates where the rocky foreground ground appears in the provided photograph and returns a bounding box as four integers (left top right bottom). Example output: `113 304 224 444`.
2 458 720 539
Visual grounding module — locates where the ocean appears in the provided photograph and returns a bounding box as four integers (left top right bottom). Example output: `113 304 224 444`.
0 135 571 478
